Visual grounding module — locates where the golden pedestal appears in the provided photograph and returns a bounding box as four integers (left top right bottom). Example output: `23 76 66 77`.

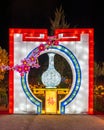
32 88 70 114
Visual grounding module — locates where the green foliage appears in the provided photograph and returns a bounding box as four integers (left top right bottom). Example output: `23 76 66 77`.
0 47 8 80
50 5 70 35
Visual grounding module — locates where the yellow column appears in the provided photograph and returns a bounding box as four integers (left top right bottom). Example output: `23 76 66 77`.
45 89 57 114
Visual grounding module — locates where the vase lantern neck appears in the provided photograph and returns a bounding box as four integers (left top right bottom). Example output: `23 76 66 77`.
48 52 55 69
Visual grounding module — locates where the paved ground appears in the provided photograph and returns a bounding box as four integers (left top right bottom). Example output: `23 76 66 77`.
0 114 104 130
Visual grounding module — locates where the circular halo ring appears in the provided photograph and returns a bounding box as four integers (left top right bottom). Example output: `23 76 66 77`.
21 45 81 114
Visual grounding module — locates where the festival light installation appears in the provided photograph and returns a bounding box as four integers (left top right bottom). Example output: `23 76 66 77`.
0 28 94 115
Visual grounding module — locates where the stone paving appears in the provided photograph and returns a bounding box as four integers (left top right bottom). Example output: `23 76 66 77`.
0 114 104 130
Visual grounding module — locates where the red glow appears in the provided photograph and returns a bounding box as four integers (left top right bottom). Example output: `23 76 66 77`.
23 29 48 41
8 28 94 114
55 28 94 114
55 29 80 41
88 29 94 114
9 29 14 113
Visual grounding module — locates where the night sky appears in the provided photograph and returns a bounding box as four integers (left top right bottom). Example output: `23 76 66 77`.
0 0 104 62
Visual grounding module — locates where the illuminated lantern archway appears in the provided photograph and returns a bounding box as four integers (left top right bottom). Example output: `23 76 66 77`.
9 28 94 114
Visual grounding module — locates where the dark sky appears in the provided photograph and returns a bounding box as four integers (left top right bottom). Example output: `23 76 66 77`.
0 0 104 62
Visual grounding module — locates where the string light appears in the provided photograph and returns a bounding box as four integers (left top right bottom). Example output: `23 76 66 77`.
0 36 59 76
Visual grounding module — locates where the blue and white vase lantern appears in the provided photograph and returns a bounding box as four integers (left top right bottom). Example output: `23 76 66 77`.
41 52 61 88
